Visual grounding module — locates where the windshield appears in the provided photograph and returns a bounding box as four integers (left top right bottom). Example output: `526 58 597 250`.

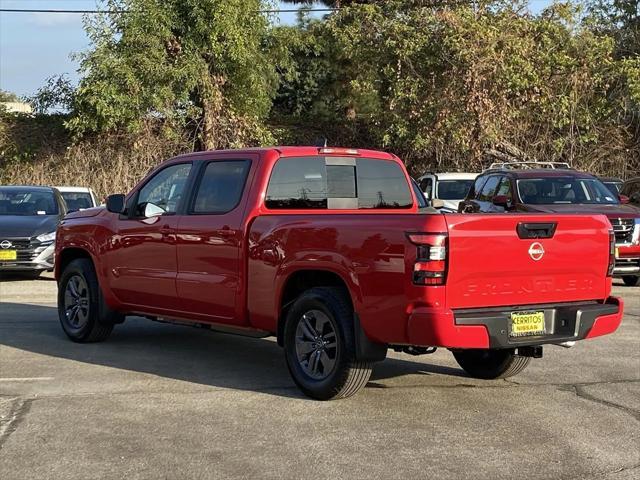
516 178 619 205
436 179 475 200
61 192 94 210
0 188 59 216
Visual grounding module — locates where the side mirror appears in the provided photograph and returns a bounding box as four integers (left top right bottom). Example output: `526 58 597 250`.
106 194 126 214
141 202 165 218
493 195 511 209
619 194 630 204
431 198 445 209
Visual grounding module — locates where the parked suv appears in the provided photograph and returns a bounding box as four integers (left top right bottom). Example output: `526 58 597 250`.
417 172 477 212
0 185 67 275
458 165 640 286
55 147 623 399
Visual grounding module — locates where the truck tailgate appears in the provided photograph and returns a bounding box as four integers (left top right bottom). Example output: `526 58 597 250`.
444 214 611 309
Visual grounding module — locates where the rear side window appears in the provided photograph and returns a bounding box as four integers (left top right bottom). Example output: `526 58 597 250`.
265 157 412 210
191 160 251 214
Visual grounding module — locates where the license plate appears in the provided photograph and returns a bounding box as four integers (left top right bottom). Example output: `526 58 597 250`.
0 250 17 261
510 311 545 337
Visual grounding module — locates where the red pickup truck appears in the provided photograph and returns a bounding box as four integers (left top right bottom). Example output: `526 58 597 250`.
55 147 624 400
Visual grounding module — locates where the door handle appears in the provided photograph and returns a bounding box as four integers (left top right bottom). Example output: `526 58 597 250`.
217 227 234 237
160 224 173 237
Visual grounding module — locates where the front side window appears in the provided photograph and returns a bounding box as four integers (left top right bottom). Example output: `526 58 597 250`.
495 177 512 199
477 176 501 202
191 160 251 214
137 163 192 214
265 157 412 210
517 177 619 205
0 188 58 216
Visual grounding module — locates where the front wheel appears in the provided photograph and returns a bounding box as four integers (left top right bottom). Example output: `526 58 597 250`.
284 287 373 400
58 258 122 342
452 348 530 379
622 276 639 287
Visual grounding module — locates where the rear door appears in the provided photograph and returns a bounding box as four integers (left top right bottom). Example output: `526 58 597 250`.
444 214 611 309
175 155 256 324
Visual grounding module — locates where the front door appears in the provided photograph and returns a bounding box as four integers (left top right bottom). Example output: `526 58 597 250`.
176 157 254 324
107 162 193 312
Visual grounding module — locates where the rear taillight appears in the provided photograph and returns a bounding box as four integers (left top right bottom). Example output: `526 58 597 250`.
406 232 448 285
607 230 615 277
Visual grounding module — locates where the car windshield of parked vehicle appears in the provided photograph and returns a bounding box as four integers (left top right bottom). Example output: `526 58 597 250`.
0 188 59 216
60 192 93 211
516 177 619 205
437 180 475 200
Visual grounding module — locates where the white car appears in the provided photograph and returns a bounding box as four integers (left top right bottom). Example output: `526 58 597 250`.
417 172 478 212
55 186 99 212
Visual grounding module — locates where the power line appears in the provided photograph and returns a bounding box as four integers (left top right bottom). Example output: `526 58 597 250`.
0 7 338 14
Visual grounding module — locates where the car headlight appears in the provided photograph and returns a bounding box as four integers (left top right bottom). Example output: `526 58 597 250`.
633 218 640 246
36 231 56 243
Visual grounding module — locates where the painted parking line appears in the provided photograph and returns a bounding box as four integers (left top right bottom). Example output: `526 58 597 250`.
0 377 54 382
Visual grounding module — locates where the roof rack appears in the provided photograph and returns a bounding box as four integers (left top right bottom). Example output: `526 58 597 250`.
488 161 572 170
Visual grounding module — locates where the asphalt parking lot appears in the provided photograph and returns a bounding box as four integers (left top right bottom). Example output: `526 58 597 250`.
0 274 638 480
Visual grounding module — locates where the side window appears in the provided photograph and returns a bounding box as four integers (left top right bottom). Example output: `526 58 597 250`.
419 177 433 199
471 176 488 199
191 160 251 214
477 175 501 202
137 163 192 214
495 176 512 199
265 157 327 209
356 159 412 209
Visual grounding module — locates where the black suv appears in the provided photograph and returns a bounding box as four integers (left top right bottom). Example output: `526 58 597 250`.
0 186 67 276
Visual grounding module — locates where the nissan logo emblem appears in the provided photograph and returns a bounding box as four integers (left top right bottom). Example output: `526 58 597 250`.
0 240 12 249
528 242 545 261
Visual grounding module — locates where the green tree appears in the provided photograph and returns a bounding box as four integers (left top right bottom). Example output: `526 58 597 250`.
321 0 638 175
0 90 20 102
69 0 279 149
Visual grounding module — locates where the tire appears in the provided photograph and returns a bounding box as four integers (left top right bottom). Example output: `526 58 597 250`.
622 276 639 287
57 258 122 342
452 348 531 380
283 287 373 400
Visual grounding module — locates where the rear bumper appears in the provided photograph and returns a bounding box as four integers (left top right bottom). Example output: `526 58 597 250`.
407 297 624 349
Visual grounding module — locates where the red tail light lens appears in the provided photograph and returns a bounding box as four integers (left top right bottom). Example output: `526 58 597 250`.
607 230 615 277
406 232 448 285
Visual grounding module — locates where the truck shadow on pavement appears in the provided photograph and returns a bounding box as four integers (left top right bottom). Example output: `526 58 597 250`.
0 302 467 399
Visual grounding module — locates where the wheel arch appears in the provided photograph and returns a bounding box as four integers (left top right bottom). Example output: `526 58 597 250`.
276 269 386 361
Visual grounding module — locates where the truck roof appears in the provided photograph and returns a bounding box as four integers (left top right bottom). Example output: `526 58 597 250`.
171 146 397 161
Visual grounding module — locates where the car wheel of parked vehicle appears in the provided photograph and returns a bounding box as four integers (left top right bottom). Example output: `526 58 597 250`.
622 276 639 287
452 348 530 379
284 287 373 400
58 258 121 342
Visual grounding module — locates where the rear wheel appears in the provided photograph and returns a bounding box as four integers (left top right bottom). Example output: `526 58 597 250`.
452 348 530 379
284 287 373 400
58 258 122 342
622 276 639 287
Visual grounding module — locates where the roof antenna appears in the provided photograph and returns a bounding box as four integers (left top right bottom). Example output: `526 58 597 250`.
314 136 328 148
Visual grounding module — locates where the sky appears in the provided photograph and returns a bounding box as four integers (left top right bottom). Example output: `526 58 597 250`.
0 0 553 98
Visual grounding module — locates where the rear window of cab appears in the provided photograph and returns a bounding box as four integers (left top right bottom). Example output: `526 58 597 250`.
265 157 413 210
